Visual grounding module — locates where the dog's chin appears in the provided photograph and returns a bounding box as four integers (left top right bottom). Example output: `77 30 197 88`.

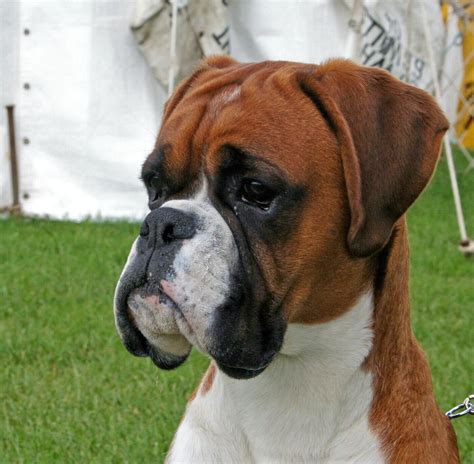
119 306 192 370
114 279 193 370
147 343 190 370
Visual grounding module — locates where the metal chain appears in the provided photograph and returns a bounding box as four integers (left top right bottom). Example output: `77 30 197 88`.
445 395 474 420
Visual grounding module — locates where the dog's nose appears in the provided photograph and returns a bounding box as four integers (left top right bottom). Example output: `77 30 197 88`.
140 207 197 247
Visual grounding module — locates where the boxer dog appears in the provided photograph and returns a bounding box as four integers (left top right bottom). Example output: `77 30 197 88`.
114 57 459 462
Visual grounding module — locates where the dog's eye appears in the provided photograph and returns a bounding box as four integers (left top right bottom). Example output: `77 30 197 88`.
240 180 275 210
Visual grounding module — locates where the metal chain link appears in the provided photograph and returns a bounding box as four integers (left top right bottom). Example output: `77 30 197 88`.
445 394 474 419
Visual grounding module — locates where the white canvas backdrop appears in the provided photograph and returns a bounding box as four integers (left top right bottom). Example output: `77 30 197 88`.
0 0 165 220
0 0 452 220
229 0 351 64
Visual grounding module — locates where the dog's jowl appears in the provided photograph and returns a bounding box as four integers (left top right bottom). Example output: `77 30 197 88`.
114 57 459 463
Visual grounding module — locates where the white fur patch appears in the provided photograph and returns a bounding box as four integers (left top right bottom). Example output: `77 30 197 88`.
209 85 241 118
167 291 385 463
159 181 238 351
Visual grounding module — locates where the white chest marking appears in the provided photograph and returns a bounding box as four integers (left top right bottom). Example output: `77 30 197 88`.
167 291 385 463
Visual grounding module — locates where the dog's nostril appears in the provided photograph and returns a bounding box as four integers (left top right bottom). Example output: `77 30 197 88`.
142 207 197 246
162 224 174 243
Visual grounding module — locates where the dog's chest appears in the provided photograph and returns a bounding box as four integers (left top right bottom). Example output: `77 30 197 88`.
213 360 383 463
169 294 385 463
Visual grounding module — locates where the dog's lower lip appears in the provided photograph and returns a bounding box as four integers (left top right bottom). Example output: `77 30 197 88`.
219 361 270 371
212 347 277 373
216 361 270 380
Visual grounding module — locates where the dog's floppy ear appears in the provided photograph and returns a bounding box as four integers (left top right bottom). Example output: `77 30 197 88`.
298 60 449 257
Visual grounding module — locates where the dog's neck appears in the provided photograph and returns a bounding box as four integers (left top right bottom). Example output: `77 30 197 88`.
206 288 383 462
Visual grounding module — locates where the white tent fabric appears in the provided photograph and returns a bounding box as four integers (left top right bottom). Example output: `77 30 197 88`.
131 0 229 90
229 0 351 64
0 0 164 220
229 0 445 89
0 0 454 221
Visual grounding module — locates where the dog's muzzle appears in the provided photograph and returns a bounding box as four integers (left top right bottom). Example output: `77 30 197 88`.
114 207 196 370
114 198 286 379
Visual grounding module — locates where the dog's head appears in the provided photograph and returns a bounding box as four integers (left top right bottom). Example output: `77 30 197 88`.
114 57 448 379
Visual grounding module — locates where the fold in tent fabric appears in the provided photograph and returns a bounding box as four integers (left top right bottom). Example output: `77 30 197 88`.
131 0 229 89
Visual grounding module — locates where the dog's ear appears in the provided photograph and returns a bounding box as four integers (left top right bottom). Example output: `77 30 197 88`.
298 60 449 257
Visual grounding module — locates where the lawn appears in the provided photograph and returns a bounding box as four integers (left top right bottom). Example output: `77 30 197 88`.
0 158 473 463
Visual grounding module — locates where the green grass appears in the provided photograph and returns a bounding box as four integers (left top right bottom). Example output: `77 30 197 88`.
1 157 473 463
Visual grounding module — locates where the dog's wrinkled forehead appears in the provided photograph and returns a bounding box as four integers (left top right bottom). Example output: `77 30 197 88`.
148 58 335 192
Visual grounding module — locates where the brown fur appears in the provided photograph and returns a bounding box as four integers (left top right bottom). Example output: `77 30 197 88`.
200 363 216 395
155 56 458 461
366 221 459 462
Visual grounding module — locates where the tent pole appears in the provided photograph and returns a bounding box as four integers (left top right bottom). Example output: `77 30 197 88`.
420 1 473 255
345 0 364 59
5 105 21 216
168 0 179 98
